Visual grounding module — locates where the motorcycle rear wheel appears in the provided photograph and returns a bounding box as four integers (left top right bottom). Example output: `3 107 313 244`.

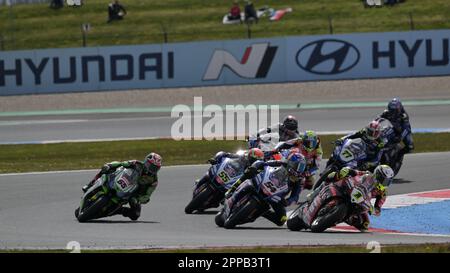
215 210 226 227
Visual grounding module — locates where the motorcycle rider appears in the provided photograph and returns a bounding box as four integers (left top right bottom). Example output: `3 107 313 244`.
303 165 394 232
274 130 323 190
335 119 386 171
252 115 300 143
194 148 265 189
80 153 162 220
223 152 307 226
377 98 414 155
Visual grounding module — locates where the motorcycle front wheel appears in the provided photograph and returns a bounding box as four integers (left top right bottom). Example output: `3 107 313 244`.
224 196 260 229
185 185 217 214
287 204 307 231
77 195 110 223
310 200 348 233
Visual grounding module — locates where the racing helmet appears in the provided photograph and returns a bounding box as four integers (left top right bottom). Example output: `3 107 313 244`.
143 153 162 175
365 120 382 141
245 148 264 164
373 165 394 191
302 130 318 152
283 115 298 132
387 98 404 116
286 152 306 181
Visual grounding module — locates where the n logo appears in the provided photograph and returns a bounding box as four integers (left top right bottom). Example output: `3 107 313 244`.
203 43 278 81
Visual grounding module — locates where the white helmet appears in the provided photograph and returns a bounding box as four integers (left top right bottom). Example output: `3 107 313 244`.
374 165 394 189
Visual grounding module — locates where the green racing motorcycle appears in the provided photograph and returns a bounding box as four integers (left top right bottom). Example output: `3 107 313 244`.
75 166 139 222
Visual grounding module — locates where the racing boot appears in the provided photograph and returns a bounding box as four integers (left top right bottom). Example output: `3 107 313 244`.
120 203 141 221
262 210 287 226
346 215 370 232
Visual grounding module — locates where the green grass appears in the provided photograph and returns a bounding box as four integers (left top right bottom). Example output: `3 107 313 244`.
0 0 449 50
0 132 449 173
1 243 449 253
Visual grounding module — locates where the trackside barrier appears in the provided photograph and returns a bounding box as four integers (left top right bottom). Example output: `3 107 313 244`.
0 30 449 95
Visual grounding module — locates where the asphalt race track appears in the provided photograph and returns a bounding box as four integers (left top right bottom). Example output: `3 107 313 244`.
0 152 449 250
1 105 450 144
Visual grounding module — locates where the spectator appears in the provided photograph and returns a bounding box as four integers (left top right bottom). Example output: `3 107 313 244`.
108 0 127 23
364 0 383 8
50 0 64 9
244 1 258 24
66 0 83 7
385 0 402 6
228 1 242 22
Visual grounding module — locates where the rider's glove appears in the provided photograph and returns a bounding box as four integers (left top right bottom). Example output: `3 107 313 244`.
207 158 218 165
224 189 234 199
263 150 275 159
225 178 242 199
335 138 344 146
338 167 355 179
101 164 111 174
374 207 381 216
245 166 258 177
360 162 371 171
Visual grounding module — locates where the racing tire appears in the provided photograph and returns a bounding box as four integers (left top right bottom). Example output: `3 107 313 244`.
215 210 226 227
77 195 110 223
224 197 259 229
287 205 307 231
310 201 348 233
185 185 215 214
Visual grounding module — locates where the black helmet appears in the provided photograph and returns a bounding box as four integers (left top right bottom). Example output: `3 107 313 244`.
283 115 298 131
387 98 403 116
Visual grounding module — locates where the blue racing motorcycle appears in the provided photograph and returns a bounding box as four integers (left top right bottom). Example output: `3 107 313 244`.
215 165 289 229
313 138 368 190
185 156 245 214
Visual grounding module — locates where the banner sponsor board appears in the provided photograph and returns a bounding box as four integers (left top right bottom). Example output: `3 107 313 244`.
1 30 448 95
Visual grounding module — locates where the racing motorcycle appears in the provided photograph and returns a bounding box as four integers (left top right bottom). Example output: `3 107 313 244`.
248 132 282 160
377 118 405 176
215 165 289 229
75 166 139 222
185 155 245 214
313 138 368 190
287 177 372 233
